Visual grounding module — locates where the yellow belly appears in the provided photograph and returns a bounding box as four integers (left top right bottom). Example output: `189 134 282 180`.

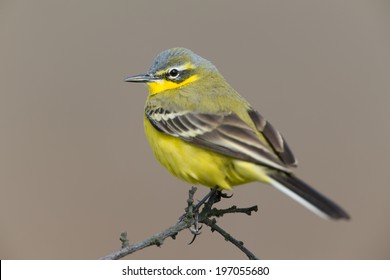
144 117 270 190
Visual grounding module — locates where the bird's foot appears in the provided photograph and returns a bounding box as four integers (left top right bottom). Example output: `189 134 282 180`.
188 211 202 244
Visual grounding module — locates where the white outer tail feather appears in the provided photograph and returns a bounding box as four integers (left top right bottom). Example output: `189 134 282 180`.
268 177 330 219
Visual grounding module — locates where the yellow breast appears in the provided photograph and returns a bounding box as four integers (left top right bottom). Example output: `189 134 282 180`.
143 115 258 190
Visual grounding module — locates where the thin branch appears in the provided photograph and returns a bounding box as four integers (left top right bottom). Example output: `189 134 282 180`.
210 205 258 217
100 187 197 260
100 186 259 260
202 218 259 260
196 187 259 259
100 219 190 260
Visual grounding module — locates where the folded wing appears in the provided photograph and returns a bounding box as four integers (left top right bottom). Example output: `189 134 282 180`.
145 107 291 172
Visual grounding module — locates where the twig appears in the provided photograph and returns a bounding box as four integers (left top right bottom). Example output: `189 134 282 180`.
119 232 129 248
210 205 258 217
100 186 259 260
100 187 197 260
196 188 259 259
100 219 190 260
202 218 259 260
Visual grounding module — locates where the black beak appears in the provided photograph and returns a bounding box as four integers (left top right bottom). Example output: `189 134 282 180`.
124 73 159 83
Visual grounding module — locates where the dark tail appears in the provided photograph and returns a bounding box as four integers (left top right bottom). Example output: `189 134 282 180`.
268 174 350 220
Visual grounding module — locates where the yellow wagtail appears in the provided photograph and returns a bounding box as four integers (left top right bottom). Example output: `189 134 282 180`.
125 48 349 220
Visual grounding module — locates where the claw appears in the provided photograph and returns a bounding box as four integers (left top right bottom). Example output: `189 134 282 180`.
188 210 202 245
189 227 202 235
221 192 233 199
188 230 201 245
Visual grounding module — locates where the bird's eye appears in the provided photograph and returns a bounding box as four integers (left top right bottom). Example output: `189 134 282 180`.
168 68 179 79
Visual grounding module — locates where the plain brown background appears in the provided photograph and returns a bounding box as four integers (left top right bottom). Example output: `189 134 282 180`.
1 0 389 259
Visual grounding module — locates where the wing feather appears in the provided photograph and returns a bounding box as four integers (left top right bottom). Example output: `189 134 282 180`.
248 109 297 167
145 107 291 172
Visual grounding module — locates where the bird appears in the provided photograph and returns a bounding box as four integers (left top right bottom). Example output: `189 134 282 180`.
125 48 349 220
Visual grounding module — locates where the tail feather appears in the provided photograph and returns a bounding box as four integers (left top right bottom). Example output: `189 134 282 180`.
268 174 350 220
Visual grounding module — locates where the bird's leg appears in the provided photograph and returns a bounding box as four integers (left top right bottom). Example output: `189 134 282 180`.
211 189 233 204
187 186 234 244
178 187 217 223
181 186 234 244
179 187 217 221
192 186 219 212
180 187 217 244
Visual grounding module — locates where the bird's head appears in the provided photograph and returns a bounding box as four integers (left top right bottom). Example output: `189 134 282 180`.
125 48 218 95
